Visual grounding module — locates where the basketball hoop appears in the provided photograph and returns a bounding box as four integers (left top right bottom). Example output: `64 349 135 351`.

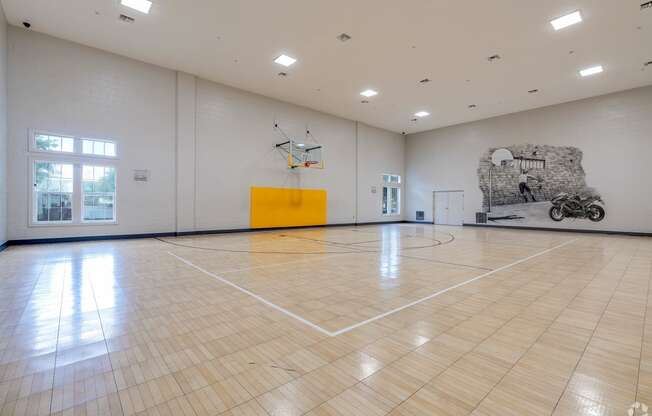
275 140 324 169
273 124 325 169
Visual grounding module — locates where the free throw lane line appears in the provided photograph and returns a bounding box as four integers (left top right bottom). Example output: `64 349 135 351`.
168 237 579 337
167 251 333 337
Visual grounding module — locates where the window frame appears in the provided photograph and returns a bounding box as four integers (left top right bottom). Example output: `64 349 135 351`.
81 164 118 224
81 138 118 158
30 130 76 155
31 159 75 226
29 129 119 160
29 157 118 227
382 173 401 217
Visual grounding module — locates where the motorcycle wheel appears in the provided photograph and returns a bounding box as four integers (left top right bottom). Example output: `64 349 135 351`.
588 205 605 222
549 206 564 222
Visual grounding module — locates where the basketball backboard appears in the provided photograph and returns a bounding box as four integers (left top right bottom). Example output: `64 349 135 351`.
276 140 324 169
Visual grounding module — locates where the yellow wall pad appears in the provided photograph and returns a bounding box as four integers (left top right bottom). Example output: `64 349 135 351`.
250 187 327 229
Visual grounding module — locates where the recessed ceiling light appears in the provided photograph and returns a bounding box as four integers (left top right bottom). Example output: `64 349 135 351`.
579 65 603 77
419 78 431 84
121 0 152 14
468 104 477 109
360 100 369 104
274 54 297 67
487 54 501 62
550 10 582 31
277 72 288 77
360 89 378 97
414 111 430 117
528 89 539 94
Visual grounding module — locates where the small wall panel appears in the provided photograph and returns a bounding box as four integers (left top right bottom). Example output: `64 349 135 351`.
250 187 327 228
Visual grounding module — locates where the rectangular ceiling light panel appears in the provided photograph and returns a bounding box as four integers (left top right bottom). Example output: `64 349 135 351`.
121 0 152 14
579 65 603 77
550 10 582 30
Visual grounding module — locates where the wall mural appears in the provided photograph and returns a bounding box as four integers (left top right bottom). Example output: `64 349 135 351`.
477 144 605 225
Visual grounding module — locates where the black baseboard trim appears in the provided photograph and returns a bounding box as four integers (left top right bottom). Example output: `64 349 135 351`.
463 223 652 237
4 221 407 247
4 221 649 247
8 232 177 246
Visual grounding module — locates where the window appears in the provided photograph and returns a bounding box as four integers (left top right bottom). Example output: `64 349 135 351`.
382 174 400 185
35 133 75 153
82 139 116 157
29 129 118 226
515 157 546 170
82 165 116 222
31 130 117 158
33 162 74 223
382 174 401 216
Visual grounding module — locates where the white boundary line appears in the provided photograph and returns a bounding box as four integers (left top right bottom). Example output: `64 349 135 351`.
167 252 333 337
167 238 578 337
329 238 579 336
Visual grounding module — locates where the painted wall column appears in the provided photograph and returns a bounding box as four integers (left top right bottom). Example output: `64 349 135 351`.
175 72 197 232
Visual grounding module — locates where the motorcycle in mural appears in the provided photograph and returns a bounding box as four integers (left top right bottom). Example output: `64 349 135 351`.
548 193 605 222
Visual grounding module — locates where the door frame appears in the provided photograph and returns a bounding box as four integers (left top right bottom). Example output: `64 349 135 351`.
433 190 464 226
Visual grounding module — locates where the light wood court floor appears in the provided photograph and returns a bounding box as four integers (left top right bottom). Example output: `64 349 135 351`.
1 224 651 415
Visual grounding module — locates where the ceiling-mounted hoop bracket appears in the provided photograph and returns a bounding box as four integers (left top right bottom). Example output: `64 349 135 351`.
274 123 324 169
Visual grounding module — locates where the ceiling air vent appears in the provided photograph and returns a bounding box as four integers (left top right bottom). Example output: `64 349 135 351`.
336 33 352 42
119 14 135 23
641 1 652 10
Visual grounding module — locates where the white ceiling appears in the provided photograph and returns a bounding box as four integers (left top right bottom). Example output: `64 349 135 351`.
3 0 652 133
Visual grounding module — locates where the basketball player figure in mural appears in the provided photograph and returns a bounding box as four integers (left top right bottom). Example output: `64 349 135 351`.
518 169 537 202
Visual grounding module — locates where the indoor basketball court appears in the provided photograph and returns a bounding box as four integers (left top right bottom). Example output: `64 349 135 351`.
1 1 652 415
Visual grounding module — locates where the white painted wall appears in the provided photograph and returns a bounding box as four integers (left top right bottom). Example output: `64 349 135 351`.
6 28 404 240
175 72 197 233
357 123 405 223
406 86 652 233
7 27 177 240
0 6 7 246
182 80 405 231
194 79 358 230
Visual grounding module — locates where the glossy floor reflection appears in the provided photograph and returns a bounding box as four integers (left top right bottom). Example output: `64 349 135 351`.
0 224 651 415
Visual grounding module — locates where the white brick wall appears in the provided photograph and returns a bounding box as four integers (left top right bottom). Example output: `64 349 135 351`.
6 27 405 240
406 85 652 233
0 6 7 245
7 27 177 239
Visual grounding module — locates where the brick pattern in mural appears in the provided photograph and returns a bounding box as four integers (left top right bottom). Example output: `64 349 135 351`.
478 144 593 207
